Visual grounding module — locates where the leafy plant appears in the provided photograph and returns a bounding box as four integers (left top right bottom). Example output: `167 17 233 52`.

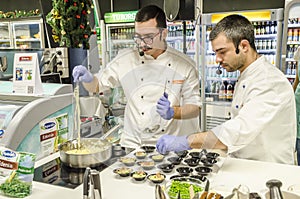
46 0 95 49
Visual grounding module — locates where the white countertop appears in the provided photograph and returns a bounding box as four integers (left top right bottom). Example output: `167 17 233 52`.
5 151 300 199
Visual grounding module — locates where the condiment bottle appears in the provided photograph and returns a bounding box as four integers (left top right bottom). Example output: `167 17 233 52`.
266 179 284 199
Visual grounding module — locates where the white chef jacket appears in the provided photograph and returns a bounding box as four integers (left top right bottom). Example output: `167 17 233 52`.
212 56 296 164
97 47 201 148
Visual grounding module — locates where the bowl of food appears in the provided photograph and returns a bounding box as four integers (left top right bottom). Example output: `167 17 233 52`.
167 177 204 199
167 157 182 165
147 172 166 184
157 163 175 173
176 167 193 176
131 170 148 181
195 166 212 176
141 145 156 153
184 158 200 167
119 157 136 166
113 167 133 177
134 151 147 159
150 154 165 162
175 150 188 158
137 160 155 170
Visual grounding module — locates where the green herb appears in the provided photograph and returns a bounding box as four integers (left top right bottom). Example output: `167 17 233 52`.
0 178 31 198
168 181 203 199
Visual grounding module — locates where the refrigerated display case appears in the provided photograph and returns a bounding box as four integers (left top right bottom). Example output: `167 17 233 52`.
167 20 196 60
281 0 300 85
200 8 284 130
0 16 44 49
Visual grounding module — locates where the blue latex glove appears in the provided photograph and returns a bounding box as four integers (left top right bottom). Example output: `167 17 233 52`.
156 135 191 154
156 92 174 120
72 65 93 83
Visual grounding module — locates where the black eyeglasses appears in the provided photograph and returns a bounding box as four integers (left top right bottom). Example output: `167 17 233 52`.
133 32 160 45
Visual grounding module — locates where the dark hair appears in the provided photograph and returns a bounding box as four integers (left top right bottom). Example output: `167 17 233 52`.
209 14 256 51
135 5 167 28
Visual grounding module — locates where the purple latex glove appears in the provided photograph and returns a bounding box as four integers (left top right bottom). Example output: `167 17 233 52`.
156 92 174 120
156 135 191 154
72 65 93 83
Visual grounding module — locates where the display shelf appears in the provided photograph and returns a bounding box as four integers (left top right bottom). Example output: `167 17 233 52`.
0 17 44 49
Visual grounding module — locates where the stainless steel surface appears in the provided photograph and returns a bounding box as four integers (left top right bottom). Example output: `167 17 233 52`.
59 138 112 168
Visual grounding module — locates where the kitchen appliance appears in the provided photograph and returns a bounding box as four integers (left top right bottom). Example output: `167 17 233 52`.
58 138 112 168
0 81 74 160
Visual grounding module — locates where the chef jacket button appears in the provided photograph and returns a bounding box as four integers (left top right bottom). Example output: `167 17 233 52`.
141 112 144 115
235 105 239 109
161 129 165 132
168 63 171 66
242 85 245 88
141 78 143 81
141 96 144 99
142 61 144 64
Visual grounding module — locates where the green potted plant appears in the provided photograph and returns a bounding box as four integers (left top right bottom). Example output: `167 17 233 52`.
46 0 95 49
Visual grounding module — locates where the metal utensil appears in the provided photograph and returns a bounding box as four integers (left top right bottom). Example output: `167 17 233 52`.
177 190 181 199
155 185 167 199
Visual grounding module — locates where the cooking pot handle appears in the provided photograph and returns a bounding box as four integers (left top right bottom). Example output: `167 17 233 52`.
83 167 91 199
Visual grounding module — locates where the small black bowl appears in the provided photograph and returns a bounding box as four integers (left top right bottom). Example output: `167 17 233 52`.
195 166 212 176
206 152 220 159
176 167 193 176
189 152 202 159
113 167 133 177
131 171 148 181
157 163 175 173
175 150 188 158
190 175 207 182
150 154 165 162
200 158 217 167
167 157 182 165
184 158 200 167
147 173 166 184
169 175 183 180
141 145 156 153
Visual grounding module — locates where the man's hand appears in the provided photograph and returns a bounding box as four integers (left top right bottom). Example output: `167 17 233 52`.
156 135 191 154
156 92 174 120
72 65 93 83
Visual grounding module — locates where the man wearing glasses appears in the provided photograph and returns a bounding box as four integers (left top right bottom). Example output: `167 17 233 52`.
72 5 201 148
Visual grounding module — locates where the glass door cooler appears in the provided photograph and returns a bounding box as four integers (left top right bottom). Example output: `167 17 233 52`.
103 11 137 65
200 8 284 130
281 0 300 85
166 20 196 60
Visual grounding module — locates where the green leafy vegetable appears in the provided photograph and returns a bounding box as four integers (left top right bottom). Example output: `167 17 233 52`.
0 177 31 198
168 181 203 199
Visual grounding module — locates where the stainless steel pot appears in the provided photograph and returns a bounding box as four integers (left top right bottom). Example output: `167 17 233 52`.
59 138 112 168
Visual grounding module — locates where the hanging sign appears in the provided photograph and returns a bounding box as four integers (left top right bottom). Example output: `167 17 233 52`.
104 11 138 23
12 53 43 95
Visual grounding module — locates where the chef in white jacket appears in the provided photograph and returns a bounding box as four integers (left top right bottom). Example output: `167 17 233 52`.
156 14 297 164
72 5 201 148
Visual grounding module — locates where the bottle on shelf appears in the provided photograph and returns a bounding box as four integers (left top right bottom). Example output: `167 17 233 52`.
287 61 292 75
226 81 234 102
214 81 220 101
219 81 226 101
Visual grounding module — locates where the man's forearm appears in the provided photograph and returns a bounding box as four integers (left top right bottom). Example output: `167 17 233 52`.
173 104 200 119
82 76 99 93
187 131 227 150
